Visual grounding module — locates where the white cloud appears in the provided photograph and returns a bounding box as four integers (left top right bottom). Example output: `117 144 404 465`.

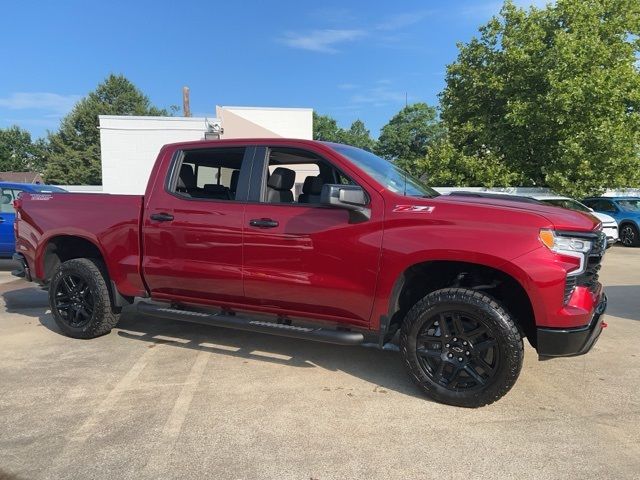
280 29 365 53
349 83 407 107
375 11 433 31
0 92 81 114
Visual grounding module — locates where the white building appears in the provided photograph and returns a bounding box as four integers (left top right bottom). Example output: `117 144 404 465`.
98 106 313 194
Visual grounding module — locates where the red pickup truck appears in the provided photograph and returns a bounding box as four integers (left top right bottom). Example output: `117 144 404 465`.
12 139 608 407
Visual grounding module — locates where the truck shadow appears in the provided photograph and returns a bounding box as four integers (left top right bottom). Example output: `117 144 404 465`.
602 285 640 322
2 287 428 401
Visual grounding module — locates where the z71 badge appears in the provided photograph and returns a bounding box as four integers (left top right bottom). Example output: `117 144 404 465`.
393 205 435 213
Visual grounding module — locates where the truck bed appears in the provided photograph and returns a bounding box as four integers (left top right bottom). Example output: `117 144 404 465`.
15 192 146 297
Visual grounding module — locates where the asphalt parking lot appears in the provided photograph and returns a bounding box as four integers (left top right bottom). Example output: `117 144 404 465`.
0 247 639 480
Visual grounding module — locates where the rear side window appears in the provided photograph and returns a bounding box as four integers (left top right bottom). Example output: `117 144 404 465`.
169 147 245 201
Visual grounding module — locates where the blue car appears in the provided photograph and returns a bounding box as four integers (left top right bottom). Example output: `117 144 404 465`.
582 196 640 247
0 182 66 258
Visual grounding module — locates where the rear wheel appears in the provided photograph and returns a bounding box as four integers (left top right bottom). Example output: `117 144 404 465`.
400 288 523 407
620 224 640 247
49 258 121 338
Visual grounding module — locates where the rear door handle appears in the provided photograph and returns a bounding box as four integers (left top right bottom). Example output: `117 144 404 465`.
150 212 174 222
249 218 279 229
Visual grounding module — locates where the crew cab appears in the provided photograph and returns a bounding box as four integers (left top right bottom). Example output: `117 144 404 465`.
12 139 608 407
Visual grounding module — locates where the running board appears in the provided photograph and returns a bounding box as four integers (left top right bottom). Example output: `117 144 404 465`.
136 302 364 346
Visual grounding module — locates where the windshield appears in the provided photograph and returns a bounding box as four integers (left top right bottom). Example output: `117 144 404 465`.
331 144 439 198
618 199 640 211
541 198 591 213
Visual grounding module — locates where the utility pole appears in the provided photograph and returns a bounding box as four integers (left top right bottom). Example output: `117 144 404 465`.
182 86 191 117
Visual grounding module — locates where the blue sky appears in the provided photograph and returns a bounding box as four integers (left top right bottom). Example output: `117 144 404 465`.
0 0 547 139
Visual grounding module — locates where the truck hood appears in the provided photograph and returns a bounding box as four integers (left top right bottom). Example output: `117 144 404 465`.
431 194 600 232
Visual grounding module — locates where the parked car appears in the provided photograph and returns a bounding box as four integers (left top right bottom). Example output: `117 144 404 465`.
582 197 640 247
530 195 618 245
0 182 66 258
12 139 608 407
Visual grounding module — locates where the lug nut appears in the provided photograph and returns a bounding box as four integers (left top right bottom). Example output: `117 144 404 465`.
465 351 470 355
463 341 468 346
445 343 450 348
453 338 457 342
448 353 453 358
458 357 463 362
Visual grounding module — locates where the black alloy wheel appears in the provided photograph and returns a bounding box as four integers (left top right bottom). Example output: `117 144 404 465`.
415 311 499 391
53 273 95 328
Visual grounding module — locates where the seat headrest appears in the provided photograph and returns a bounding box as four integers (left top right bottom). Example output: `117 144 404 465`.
267 167 296 191
302 176 323 195
178 164 196 189
230 170 240 192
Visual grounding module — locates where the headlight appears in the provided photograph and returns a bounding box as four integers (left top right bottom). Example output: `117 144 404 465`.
539 229 592 274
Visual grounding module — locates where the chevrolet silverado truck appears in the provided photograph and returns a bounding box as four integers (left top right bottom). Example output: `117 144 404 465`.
12 139 608 407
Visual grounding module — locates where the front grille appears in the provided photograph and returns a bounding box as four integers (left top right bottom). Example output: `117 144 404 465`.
564 275 577 303
564 232 606 303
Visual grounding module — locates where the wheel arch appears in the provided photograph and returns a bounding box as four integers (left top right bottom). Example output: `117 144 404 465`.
385 260 537 348
39 235 131 308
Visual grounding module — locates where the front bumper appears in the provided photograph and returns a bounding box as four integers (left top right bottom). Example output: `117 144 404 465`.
537 293 607 357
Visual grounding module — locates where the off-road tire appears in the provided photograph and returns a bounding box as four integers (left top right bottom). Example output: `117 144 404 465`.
400 288 523 408
49 258 121 339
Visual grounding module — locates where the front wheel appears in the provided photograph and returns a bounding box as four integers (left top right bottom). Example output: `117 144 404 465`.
49 258 121 339
400 288 523 408
620 224 640 247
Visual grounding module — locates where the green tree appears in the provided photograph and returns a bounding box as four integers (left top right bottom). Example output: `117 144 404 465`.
376 103 444 172
45 74 168 185
313 112 343 142
0 126 47 172
313 113 377 151
340 119 377 151
440 0 640 197
417 136 522 187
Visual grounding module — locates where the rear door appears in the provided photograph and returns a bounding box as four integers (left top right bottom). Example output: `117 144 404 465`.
0 188 18 257
241 145 384 328
141 146 255 305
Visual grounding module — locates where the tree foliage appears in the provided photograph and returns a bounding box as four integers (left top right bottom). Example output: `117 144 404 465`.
440 0 640 197
376 103 444 172
45 74 168 185
312 113 376 151
0 126 48 172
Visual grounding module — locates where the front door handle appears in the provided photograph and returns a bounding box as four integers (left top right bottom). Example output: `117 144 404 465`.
249 218 279 229
150 212 174 222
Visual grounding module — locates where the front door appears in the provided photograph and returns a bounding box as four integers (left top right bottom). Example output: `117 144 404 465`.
241 146 383 328
141 146 253 305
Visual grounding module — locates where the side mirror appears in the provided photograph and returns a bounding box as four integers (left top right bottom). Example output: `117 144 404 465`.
321 184 370 222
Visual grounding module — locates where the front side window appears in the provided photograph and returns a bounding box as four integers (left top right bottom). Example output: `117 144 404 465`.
170 147 245 201
617 199 640 212
263 147 356 205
